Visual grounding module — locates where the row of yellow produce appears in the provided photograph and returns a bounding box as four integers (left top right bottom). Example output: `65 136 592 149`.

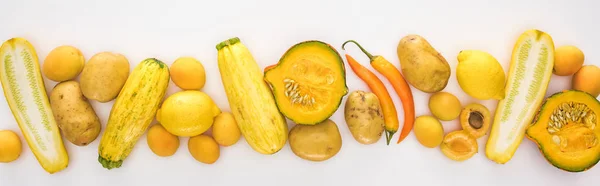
0 28 599 174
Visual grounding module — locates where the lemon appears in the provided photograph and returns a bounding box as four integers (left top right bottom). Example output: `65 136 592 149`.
456 50 506 100
156 91 221 137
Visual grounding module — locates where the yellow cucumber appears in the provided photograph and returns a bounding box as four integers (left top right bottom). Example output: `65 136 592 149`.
0 38 69 173
486 29 555 164
98 58 170 169
216 37 288 155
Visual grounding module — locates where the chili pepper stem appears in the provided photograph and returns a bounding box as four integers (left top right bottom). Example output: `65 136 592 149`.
342 40 375 61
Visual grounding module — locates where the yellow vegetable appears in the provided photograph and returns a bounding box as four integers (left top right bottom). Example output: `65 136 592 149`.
170 57 206 90
156 90 221 137
289 119 342 162
212 112 241 146
49 80 101 146
486 29 555 164
80 52 130 102
0 130 22 163
216 37 288 155
147 124 179 157
98 58 170 169
188 134 220 164
42 45 85 82
397 35 451 93
344 90 384 145
0 38 69 173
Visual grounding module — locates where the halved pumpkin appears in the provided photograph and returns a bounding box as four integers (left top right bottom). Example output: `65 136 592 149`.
264 41 348 125
526 90 600 172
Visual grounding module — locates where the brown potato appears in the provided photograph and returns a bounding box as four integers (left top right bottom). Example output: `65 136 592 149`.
344 90 384 145
289 119 342 162
397 35 450 93
50 81 101 146
80 52 130 102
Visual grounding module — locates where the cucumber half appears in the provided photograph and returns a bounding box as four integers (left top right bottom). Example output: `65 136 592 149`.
485 30 555 164
0 38 69 173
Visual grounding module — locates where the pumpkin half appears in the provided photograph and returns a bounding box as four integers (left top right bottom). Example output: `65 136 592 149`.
264 41 348 125
526 90 600 172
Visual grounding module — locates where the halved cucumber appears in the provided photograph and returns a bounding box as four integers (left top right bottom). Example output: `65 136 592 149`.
0 38 69 173
485 30 555 164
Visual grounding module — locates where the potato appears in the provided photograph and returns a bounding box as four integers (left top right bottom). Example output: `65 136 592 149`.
344 90 384 145
49 81 101 146
80 52 130 102
289 119 342 162
397 35 451 93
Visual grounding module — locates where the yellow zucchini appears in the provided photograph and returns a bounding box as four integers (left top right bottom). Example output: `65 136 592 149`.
486 29 555 164
216 37 288 154
0 38 69 174
98 58 170 169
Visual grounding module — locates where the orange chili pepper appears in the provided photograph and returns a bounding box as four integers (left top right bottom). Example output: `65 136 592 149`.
342 40 416 144
343 54 399 145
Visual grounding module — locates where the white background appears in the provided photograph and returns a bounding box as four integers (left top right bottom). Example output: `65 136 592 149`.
0 0 599 185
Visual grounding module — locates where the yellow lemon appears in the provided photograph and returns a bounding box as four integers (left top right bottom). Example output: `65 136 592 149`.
170 57 206 90
212 112 241 146
156 91 221 137
42 45 85 82
456 50 506 100
0 130 22 163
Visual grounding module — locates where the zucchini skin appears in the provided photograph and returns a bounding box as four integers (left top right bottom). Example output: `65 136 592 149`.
216 37 288 155
0 38 69 174
97 58 170 169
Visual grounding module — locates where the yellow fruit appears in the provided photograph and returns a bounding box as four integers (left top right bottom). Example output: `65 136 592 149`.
188 135 220 164
456 50 506 100
147 124 179 157
170 57 206 90
0 130 22 163
573 65 600 97
554 45 584 76
428 92 461 121
413 116 444 148
156 91 221 137
441 130 478 161
212 112 241 146
42 45 85 82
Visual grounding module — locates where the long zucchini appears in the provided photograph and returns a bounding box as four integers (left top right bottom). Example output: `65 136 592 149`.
98 58 170 169
216 37 288 154
485 29 555 164
0 38 69 173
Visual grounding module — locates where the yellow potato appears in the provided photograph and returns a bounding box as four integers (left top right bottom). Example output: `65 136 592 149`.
42 45 85 82
80 52 130 102
397 35 451 93
0 130 22 163
289 119 342 161
212 112 241 146
147 124 179 157
344 90 384 145
188 135 220 164
49 80 101 146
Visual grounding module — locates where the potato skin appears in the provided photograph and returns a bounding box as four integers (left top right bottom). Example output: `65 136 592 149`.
344 91 384 145
80 52 130 102
397 35 450 93
50 81 101 146
289 119 342 162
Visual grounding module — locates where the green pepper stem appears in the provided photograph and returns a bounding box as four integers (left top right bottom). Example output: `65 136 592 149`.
385 130 395 145
342 40 375 61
